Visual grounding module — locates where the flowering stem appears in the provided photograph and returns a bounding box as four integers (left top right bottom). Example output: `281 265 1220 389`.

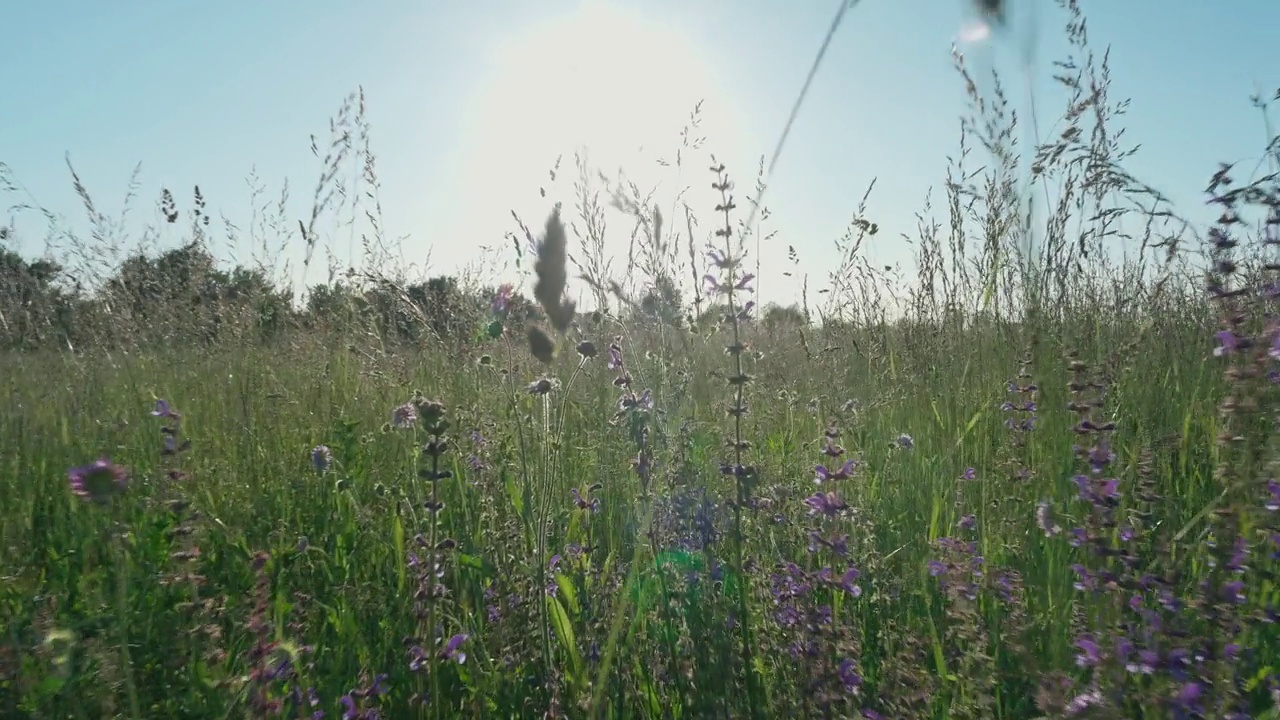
427 444 442 720
110 522 142 720
536 392 555 687
498 333 555 687
712 163 762 719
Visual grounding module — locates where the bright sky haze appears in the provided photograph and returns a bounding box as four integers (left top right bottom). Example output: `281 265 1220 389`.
2 0 1277 309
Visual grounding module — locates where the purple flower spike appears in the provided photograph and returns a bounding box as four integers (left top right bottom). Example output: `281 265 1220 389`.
837 567 862 596
814 458 857 483
803 491 847 517
571 488 600 513
1074 635 1101 667
68 459 128 505
151 399 178 418
1214 329 1241 356
837 658 862 693
1266 479 1280 511
440 633 469 664
896 433 914 449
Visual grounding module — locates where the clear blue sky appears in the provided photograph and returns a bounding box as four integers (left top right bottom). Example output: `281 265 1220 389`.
2 0 1276 309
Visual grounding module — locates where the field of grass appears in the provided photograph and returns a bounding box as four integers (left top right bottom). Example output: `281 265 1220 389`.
4 2 1280 719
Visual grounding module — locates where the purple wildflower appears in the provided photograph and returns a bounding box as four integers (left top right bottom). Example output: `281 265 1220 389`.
311 445 333 474
440 633 469 664
68 458 128 505
151 399 179 419
815 458 857 483
1074 636 1102 667
803 491 847 517
835 567 862 596
391 403 418 429
1214 329 1241 356
837 658 862 693
492 283 513 314
704 272 755 294
570 488 600 513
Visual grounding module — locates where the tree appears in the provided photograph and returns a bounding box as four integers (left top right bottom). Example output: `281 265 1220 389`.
0 247 78 349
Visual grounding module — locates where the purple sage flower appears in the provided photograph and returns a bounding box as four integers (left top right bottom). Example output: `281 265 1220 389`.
1074 635 1101 667
1214 329 1241 356
803 491 847 517
815 458 857 483
151 399 179 419
837 658 862 693
440 633 469 664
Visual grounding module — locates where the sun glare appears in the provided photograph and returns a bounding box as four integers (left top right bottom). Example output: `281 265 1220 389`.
958 19 992 44
447 0 749 278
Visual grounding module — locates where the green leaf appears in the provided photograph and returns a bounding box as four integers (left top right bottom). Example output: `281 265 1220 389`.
504 474 523 516
392 513 406 595
546 595 583 679
34 673 67 698
555 574 580 616
956 407 986 448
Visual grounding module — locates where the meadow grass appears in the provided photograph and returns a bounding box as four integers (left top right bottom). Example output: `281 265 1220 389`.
0 298 1260 717
3 2 1280 718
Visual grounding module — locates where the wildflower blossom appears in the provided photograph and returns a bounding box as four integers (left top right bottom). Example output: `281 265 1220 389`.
440 633 469 664
804 491 847 517
492 283 513 314
391 402 418 429
68 459 128 504
815 458 857 483
151 398 180 419
311 444 333 474
527 377 559 395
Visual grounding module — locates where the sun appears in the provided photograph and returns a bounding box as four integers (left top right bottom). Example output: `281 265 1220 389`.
446 0 750 281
